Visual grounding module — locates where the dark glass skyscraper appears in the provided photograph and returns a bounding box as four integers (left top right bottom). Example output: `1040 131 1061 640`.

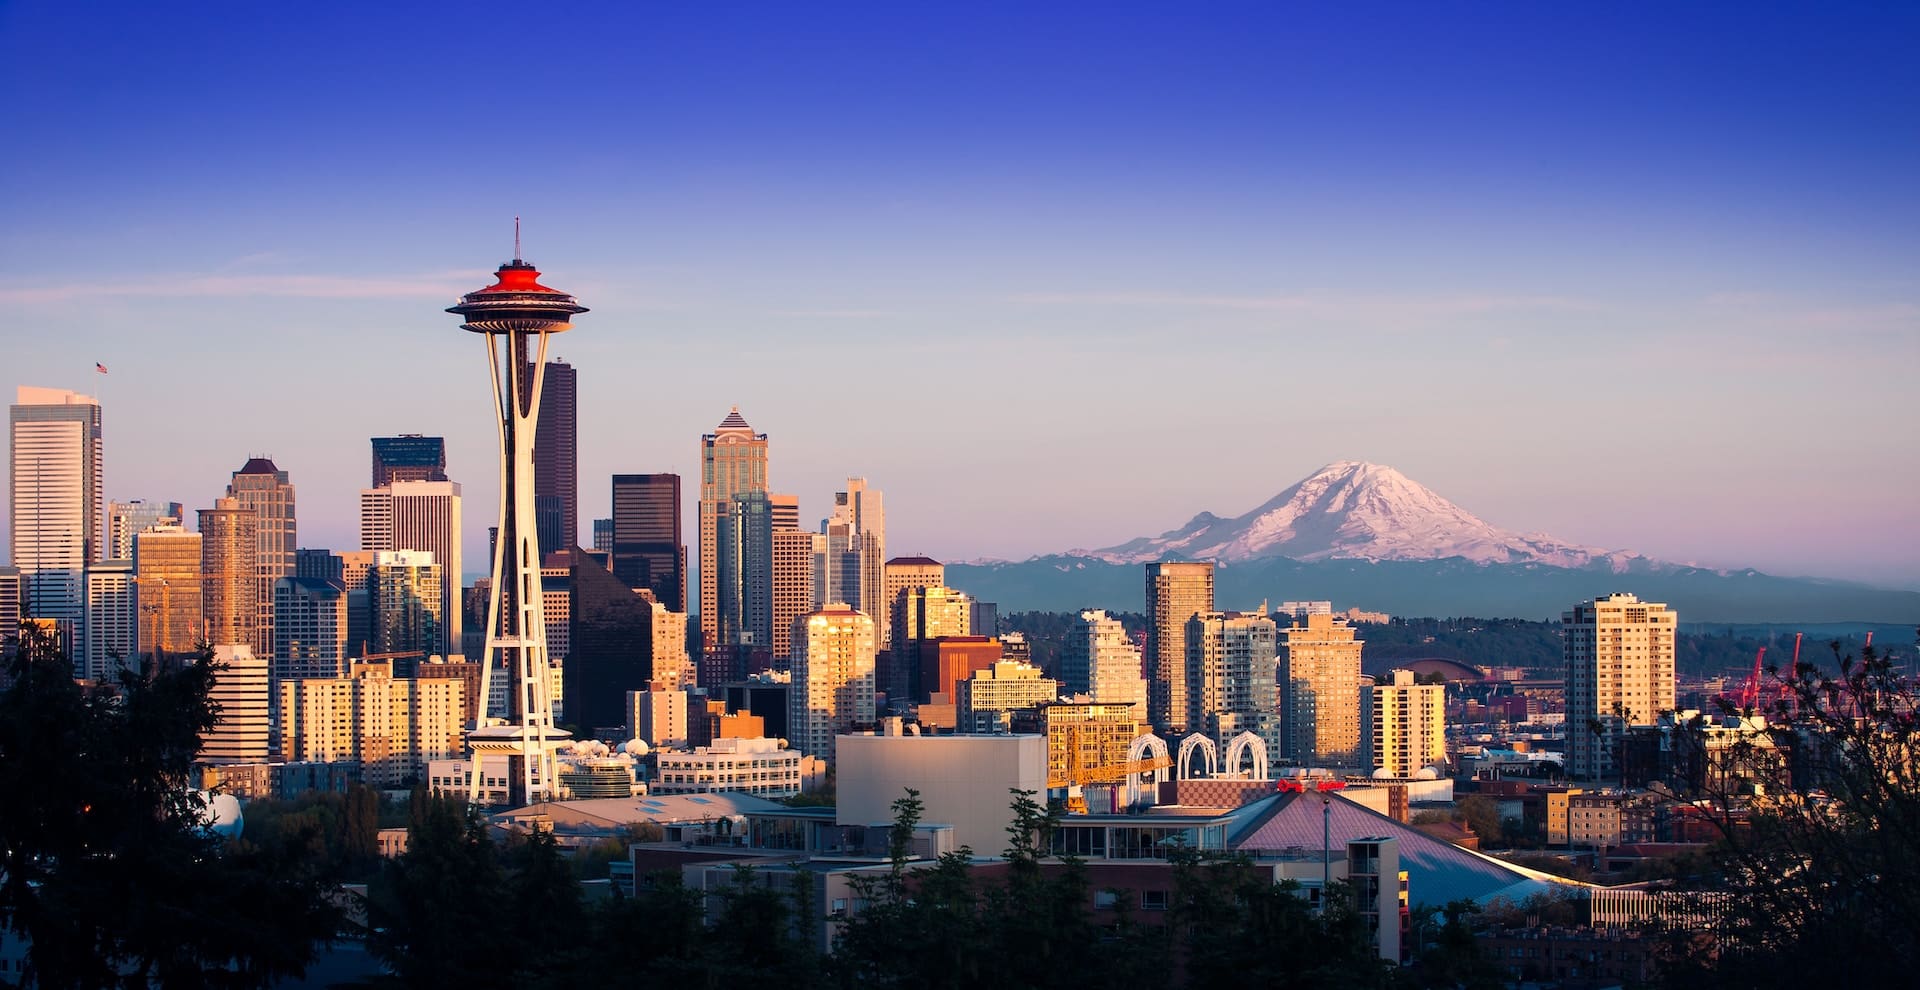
611 473 684 611
532 360 577 549
566 549 658 734
370 436 447 487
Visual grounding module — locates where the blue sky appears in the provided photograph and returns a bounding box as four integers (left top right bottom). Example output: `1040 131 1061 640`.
3 2 1917 586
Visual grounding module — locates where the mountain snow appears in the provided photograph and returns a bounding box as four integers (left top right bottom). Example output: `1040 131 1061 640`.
1076 461 1640 569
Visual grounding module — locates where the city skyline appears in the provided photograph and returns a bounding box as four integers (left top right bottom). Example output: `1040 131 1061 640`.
2 4 1917 586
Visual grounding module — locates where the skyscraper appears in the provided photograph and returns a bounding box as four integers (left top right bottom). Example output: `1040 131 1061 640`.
789 605 876 763
201 645 271 765
1372 669 1446 777
699 409 767 649
820 479 886 642
769 503 814 665
882 556 944 652
370 435 447 487
611 473 684 610
226 457 296 656
716 491 776 650
9 387 105 655
273 574 348 681
133 525 202 666
198 497 259 649
1187 608 1280 753
367 550 443 664
1280 613 1364 766
0 566 24 654
108 500 183 560
82 560 134 680
1061 609 1148 715
361 480 462 657
891 584 969 702
566 553 661 735
1145 561 1213 733
1564 592 1676 781
532 359 577 550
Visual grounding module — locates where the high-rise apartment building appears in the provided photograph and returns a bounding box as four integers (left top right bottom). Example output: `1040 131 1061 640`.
1280 613 1364 767
337 550 378 658
200 645 271 765
788 605 876 763
370 435 446 487
1564 593 1676 781
699 410 767 649
278 660 464 787
1372 669 1447 777
82 560 134 680
272 575 348 681
1186 608 1280 751
367 550 443 664
1145 561 1214 733
820 479 886 642
1061 609 1148 716
532 359 577 550
133 525 202 665
198 497 258 649
226 458 296 656
610 473 684 610
10 387 105 654
361 480 461 656
626 681 689 747
108 500 183 561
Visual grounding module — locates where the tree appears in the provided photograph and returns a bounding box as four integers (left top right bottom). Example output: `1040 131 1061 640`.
0 624 338 987
1658 635 1920 986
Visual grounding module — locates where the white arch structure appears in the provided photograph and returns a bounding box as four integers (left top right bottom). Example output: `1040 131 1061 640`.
1177 733 1218 780
1222 731 1269 781
1123 733 1172 807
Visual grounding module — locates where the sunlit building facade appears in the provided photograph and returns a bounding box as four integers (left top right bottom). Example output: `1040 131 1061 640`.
788 605 876 763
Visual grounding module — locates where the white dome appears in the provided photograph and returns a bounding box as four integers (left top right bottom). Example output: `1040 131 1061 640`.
1372 766 1395 779
623 738 651 757
1415 767 1440 780
198 792 244 839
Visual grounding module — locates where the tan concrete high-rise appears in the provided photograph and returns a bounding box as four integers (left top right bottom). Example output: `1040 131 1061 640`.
1187 607 1280 752
1564 592 1676 781
133 525 202 664
278 660 465 787
1145 561 1213 733
699 408 767 650
788 605 875 763
225 457 296 656
1061 609 1148 715
769 495 813 663
198 497 258 650
1280 613 1364 767
201 645 271 765
822 479 886 642
882 556 944 652
1372 669 1447 777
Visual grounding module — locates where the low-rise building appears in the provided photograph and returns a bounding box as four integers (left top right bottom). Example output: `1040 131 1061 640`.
654 736 804 798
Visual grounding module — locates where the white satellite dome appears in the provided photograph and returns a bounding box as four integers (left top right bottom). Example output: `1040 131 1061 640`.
1372 766 1395 779
1415 766 1441 780
623 738 651 757
197 792 244 839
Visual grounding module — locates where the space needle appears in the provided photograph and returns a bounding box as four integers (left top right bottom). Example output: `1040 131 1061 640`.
449 228 584 806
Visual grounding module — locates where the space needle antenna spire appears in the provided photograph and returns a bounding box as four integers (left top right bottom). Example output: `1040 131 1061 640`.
447 240 587 807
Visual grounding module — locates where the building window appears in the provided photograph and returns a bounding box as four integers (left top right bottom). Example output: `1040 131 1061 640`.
1141 889 1169 911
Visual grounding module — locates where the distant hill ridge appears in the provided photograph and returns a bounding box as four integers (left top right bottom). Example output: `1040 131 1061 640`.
948 462 1919 624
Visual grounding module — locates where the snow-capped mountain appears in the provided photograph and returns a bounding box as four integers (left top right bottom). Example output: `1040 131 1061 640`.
1076 461 1640 568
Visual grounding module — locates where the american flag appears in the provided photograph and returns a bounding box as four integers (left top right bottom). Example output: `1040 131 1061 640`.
95 363 107 374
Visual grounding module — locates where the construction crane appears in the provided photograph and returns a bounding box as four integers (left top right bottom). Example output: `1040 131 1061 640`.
1773 633 1804 709
1740 647 1767 711
1049 725 1173 813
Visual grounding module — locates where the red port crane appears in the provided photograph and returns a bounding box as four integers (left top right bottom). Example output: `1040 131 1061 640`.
1741 646 1767 711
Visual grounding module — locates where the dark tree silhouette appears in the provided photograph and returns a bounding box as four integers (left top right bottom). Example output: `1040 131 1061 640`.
0 623 337 988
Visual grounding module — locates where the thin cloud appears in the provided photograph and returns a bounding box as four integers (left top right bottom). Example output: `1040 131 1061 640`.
0 271 485 304
1009 290 1593 317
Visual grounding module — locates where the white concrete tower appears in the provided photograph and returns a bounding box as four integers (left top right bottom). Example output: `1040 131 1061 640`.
448 236 586 806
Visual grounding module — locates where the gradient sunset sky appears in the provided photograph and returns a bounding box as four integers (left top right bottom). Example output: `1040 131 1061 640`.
3 3 1916 586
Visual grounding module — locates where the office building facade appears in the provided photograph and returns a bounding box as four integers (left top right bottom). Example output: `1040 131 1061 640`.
789 605 876 763
699 410 766 648
9 387 105 654
611 473 683 609
198 497 259 650
532 359 577 551
1061 609 1148 714
225 457 297 656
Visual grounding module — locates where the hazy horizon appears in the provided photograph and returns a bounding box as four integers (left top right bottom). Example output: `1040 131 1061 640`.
4 3 1916 588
